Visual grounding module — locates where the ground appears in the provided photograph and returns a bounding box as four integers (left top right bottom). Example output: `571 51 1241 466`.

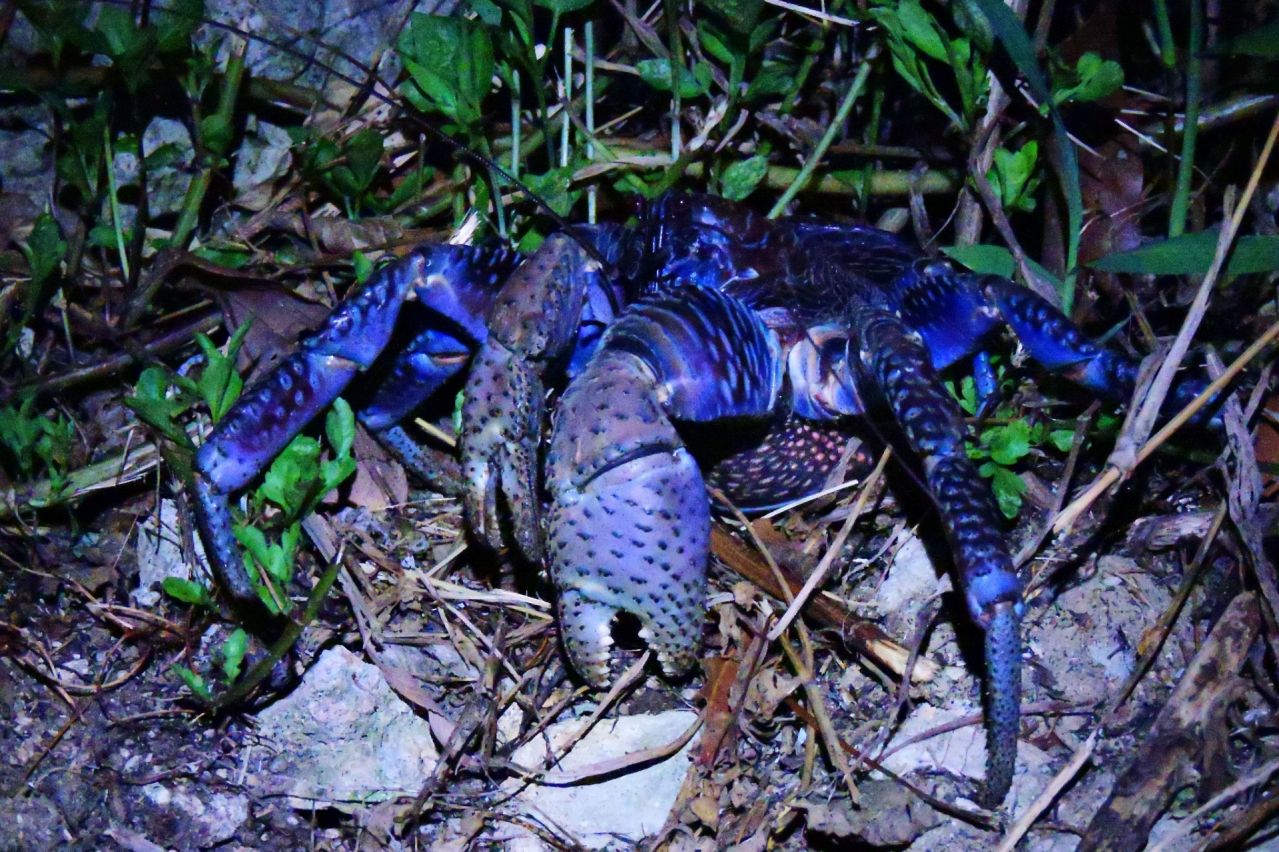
3 1 1279 849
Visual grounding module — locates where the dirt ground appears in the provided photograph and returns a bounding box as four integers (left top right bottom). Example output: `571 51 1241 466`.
4 1 1279 850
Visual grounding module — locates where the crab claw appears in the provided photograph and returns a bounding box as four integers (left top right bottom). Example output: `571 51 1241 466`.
547 285 783 683
460 233 605 562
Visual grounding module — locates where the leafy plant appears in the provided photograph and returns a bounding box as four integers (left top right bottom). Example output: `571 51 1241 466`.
1052 51 1124 106
0 397 77 495
128 321 356 615
869 0 989 133
951 373 1075 519
989 141 1042 213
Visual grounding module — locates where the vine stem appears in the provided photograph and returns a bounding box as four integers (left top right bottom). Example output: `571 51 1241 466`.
768 50 876 218
1168 0 1202 237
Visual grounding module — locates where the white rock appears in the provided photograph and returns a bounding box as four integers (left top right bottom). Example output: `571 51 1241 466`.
501 710 698 849
882 701 1054 809
252 646 438 810
133 499 192 607
875 529 942 625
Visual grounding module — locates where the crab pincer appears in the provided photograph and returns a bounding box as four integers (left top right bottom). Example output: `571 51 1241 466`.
458 232 608 562
546 285 783 681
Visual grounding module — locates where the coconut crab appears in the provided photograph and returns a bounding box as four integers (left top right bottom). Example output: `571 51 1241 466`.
189 192 1212 805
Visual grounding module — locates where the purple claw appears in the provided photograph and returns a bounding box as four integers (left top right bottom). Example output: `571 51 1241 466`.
546 285 782 681
460 233 604 561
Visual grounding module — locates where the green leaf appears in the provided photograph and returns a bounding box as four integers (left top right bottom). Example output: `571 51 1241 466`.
953 375 979 416
154 0 203 53
952 0 994 53
534 0 596 12
24 213 67 286
274 523 301 582
335 129 386 199
195 330 246 423
453 389 467 437
162 576 213 607
744 63 797 102
0 400 44 478
968 0 1081 308
173 665 214 702
397 14 495 128
521 166 578 217
698 23 735 66
259 436 322 517
636 58 712 98
125 368 196 448
942 244 1016 278
220 628 249 682
1048 429 1075 453
895 0 949 61
198 113 233 156
699 0 765 35
1217 19 1279 57
986 464 1027 519
95 6 144 59
233 523 293 604
985 419 1032 466
720 156 769 201
320 457 358 493
467 0 505 25
989 140 1040 212
1054 52 1124 105
1090 230 1279 277
235 524 272 569
325 398 356 459
352 251 374 284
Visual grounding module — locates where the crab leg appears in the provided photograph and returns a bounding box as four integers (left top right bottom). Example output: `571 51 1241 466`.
546 285 783 682
850 298 1023 807
980 276 1216 420
193 245 518 611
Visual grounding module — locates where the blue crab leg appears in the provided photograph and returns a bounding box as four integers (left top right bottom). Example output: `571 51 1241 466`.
980 276 1216 419
193 244 518 609
850 298 1023 807
547 285 783 682
458 231 624 563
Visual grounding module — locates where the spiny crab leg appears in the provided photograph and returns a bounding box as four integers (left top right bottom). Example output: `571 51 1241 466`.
850 295 1024 807
547 285 783 682
193 245 518 615
980 275 1219 422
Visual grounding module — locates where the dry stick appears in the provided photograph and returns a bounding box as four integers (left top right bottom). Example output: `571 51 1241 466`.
762 0 858 27
1145 755 1279 852
14 308 221 401
710 526 937 682
996 730 1099 852
1054 313 1279 534
1014 402 1097 572
718 491 863 804
536 715 703 785
970 166 1062 306
783 697 999 830
778 633 862 805
1198 780 1279 850
498 651 651 791
1111 501 1228 711
768 53 876 218
767 449 891 641
1077 592 1261 851
1054 111 1279 533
